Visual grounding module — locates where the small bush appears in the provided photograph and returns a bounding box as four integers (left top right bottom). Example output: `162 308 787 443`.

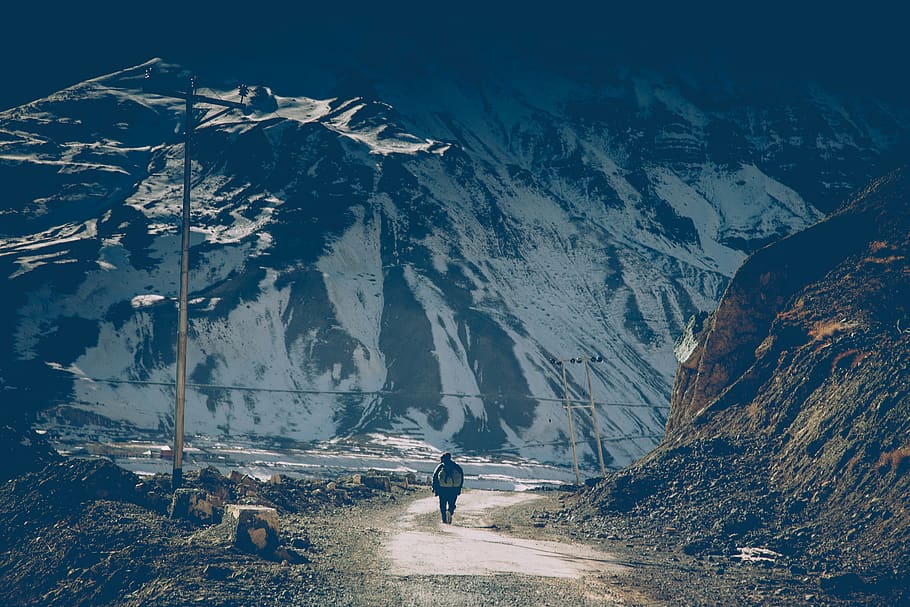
877 447 910 475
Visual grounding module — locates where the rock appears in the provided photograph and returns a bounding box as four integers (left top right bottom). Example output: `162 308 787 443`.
819 571 867 596
273 546 308 564
203 564 232 580
229 471 257 488
169 488 217 523
224 505 280 555
290 536 311 550
361 476 391 492
197 466 225 484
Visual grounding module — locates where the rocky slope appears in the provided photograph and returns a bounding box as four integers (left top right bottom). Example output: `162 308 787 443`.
2 58 908 467
578 168 910 601
0 454 417 607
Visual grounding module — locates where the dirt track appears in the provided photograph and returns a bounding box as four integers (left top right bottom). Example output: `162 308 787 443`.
386 491 626 579
308 489 654 607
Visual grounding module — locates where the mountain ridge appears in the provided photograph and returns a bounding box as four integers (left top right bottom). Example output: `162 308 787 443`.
2 58 908 468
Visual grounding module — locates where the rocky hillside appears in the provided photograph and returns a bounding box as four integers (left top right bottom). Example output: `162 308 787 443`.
579 168 910 601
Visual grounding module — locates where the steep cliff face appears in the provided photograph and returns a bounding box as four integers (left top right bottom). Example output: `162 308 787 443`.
586 169 910 591
668 172 900 433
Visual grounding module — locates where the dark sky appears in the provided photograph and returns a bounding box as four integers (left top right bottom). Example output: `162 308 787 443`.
2 1 909 110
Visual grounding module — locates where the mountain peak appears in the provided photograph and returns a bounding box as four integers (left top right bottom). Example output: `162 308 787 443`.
3 62 908 471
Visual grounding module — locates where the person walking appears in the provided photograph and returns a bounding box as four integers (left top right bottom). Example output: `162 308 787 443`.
431 452 464 524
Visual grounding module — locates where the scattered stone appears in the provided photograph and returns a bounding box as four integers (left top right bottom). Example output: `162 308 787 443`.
0 458 419 607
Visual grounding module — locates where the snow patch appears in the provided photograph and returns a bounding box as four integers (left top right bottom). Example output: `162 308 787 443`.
131 294 167 309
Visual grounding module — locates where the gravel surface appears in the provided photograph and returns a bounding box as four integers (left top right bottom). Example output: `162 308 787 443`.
313 489 633 607
4 455 901 606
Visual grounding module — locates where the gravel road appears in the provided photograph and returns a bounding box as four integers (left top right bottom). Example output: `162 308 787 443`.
305 489 653 607
386 491 626 579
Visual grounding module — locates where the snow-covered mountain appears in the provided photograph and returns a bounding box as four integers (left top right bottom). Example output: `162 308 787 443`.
2 59 907 469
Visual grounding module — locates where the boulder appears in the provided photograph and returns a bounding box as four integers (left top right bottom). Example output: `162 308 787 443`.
169 488 217 523
269 473 289 485
819 572 868 596
361 475 392 492
224 505 280 555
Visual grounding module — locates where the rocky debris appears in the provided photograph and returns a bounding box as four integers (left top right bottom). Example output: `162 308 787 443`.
357 474 392 492
0 423 60 482
0 456 415 607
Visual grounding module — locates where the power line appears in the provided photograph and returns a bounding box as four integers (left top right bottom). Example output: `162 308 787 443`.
72 375 666 409
462 434 665 455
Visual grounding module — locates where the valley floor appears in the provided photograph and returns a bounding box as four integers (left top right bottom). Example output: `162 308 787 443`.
0 459 891 607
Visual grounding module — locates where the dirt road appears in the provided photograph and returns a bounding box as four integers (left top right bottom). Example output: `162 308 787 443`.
387 491 626 579
309 489 655 607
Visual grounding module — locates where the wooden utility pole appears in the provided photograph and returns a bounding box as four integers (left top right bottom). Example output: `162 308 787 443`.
167 76 244 489
552 355 607 484
172 86 193 490
558 361 582 485
583 358 607 477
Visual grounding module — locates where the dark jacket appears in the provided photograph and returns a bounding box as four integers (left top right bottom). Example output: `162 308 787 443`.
432 461 464 494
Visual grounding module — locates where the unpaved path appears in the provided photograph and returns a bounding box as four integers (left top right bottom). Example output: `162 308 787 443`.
387 490 626 579
308 489 659 607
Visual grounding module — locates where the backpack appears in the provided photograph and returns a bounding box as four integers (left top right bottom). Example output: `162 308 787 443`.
436 462 463 488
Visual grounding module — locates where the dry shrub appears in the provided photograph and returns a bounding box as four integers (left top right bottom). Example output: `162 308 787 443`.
831 349 870 372
862 255 904 265
809 319 860 341
877 447 910 475
868 240 891 253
